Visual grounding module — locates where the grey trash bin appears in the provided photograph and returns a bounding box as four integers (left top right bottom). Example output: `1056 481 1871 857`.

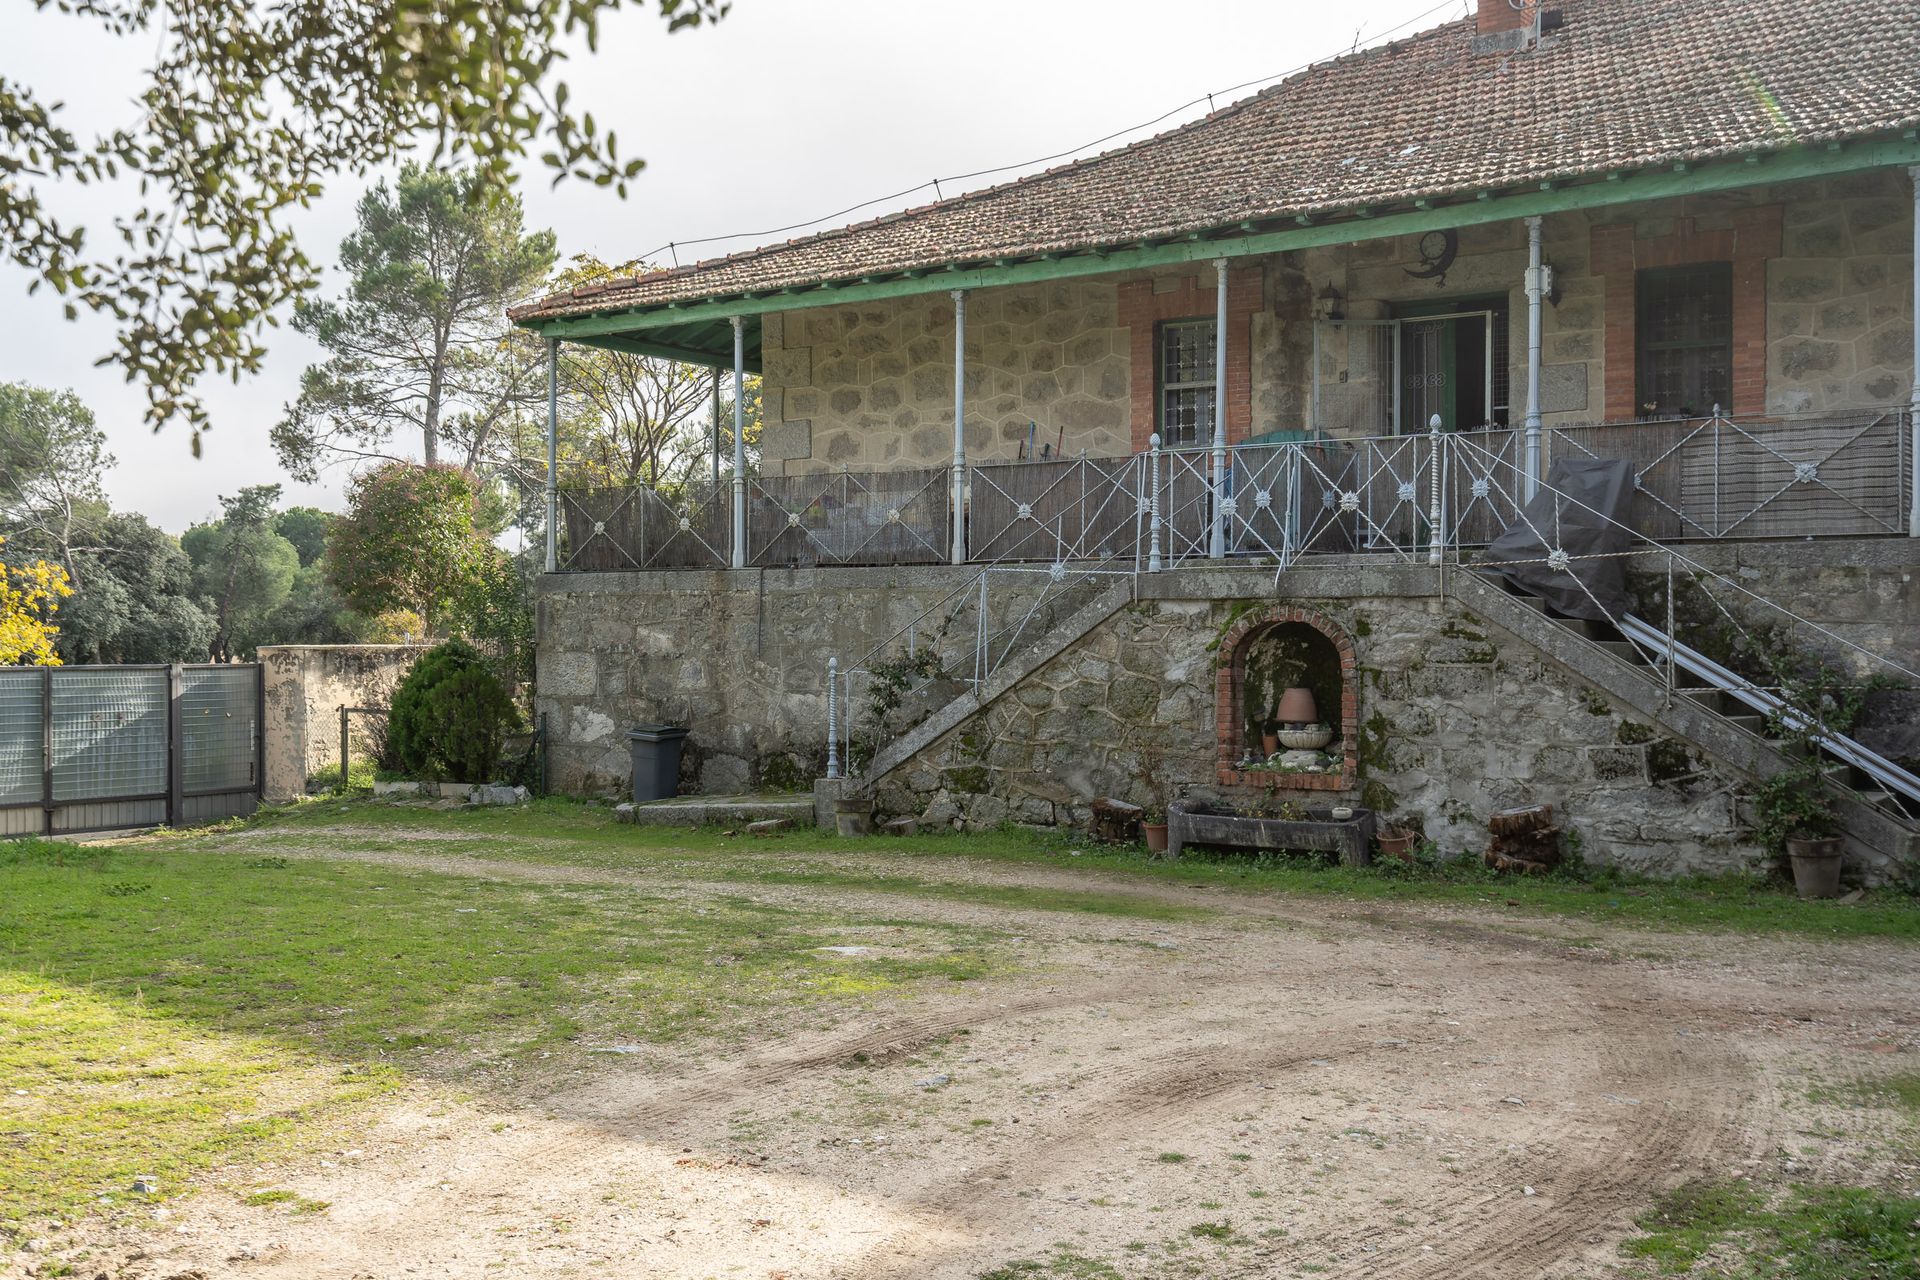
627 724 690 803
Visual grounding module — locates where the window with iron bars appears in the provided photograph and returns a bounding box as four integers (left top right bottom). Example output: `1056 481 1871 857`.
1158 318 1217 448
1636 262 1732 418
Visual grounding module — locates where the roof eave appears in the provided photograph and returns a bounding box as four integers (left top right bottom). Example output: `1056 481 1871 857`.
516 131 1920 342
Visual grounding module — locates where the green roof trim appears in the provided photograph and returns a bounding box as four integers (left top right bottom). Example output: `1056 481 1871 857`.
521 136 1920 359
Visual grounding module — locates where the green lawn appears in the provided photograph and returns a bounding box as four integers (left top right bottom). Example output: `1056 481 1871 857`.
0 831 1003 1237
253 797 1920 941
5 797 1918 1254
1622 1180 1920 1278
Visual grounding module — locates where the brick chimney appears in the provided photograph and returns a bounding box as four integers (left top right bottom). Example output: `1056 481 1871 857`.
1474 0 1540 53
1478 0 1534 36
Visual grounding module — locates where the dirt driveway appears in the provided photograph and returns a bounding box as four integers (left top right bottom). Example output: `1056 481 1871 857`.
63 843 1920 1280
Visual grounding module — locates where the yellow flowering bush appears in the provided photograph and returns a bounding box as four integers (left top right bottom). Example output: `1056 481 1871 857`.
0 535 73 665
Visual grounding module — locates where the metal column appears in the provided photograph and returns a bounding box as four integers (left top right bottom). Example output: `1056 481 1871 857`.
731 315 747 569
1209 257 1230 559
544 336 559 573
1910 167 1920 537
1523 215 1546 502
951 289 968 564
711 366 722 493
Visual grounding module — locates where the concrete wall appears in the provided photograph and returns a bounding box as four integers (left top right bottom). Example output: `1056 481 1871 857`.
259 645 430 802
753 176 1914 466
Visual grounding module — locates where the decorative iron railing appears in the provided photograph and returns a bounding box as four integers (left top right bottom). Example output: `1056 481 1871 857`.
967 455 1141 563
1544 408 1909 541
549 408 1917 573
557 479 731 571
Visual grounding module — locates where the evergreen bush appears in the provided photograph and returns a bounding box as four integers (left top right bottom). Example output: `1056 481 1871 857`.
387 639 520 782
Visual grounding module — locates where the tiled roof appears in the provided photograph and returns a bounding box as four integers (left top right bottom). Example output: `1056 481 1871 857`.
514 0 1920 324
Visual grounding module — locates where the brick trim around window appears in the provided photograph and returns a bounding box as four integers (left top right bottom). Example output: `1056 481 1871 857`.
1119 265 1264 454
1213 604 1359 792
1591 207 1783 420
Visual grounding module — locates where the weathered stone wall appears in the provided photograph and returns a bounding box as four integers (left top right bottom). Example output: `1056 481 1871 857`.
536 540 1917 875
758 281 1131 474
1765 170 1916 414
871 591 1759 877
1635 539 1920 765
536 566 1061 796
756 178 1912 468
259 644 431 802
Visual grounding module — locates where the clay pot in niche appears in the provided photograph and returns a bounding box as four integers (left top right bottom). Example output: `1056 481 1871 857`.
1274 686 1333 751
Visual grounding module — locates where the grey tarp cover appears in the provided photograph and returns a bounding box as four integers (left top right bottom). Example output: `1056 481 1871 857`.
1482 458 1635 622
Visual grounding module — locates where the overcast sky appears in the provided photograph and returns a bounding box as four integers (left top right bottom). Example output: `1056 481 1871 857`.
4 0 1466 531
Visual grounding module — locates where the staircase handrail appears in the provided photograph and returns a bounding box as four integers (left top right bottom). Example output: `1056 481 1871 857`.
1616 613 1920 808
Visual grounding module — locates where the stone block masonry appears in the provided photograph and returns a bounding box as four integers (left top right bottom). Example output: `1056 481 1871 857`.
536 546 1917 876
869 589 1760 877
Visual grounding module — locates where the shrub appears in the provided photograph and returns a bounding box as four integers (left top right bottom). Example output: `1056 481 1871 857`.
387 639 520 782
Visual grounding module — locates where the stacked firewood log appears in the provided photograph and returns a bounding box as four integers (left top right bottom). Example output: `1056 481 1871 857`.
1485 804 1561 874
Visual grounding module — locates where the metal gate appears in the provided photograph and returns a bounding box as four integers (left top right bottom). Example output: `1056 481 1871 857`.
0 663 263 837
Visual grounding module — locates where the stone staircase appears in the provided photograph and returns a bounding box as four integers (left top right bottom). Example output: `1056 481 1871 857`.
860 576 1137 788
1450 570 1920 877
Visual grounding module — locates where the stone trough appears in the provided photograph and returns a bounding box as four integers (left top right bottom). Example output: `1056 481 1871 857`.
1166 799 1375 866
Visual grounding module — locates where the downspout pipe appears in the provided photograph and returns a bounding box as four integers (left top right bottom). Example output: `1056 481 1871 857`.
1909 167 1920 537
951 289 968 564
1523 215 1545 502
711 366 722 493
731 315 747 569
1209 258 1230 559
544 336 559 573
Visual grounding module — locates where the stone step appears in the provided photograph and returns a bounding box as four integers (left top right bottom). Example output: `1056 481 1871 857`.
1452 569 1920 876
615 793 816 828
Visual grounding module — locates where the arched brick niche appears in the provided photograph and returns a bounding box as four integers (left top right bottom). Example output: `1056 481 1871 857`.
1214 605 1358 791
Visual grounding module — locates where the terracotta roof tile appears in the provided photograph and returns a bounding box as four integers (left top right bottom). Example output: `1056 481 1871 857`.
513 0 1920 323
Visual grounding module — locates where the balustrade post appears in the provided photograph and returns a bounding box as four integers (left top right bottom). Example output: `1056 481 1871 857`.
826 657 840 780
1148 432 1164 573
1427 414 1445 567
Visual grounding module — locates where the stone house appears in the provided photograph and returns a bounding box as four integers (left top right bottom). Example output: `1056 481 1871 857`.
514 0 1920 880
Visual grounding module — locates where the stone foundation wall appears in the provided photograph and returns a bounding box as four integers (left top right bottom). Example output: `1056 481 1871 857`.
535 539 1916 875
871 592 1761 877
536 566 1061 796
259 644 431 802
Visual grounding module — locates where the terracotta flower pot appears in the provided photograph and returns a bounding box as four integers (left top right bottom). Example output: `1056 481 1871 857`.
1143 822 1169 854
1276 686 1319 724
1786 835 1843 899
1261 732 1280 756
1376 828 1418 862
